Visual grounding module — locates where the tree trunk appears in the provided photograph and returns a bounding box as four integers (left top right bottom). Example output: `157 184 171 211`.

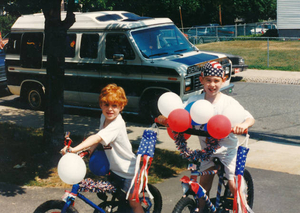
42 0 75 152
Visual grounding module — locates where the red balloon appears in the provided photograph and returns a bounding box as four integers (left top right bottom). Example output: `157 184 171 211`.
167 126 191 140
168 109 191 132
207 115 232 139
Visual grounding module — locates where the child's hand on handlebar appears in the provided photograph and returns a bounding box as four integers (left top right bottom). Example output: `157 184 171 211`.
60 146 73 155
155 115 168 126
231 123 248 135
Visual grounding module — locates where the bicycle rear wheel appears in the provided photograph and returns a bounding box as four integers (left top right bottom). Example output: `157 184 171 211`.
33 200 78 213
206 168 254 212
95 184 162 213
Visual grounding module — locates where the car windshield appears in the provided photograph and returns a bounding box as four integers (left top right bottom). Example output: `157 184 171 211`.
131 25 195 58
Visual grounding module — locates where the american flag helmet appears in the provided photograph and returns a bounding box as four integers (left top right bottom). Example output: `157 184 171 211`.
202 61 224 78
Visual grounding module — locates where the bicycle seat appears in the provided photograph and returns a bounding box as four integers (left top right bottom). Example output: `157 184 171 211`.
213 158 226 176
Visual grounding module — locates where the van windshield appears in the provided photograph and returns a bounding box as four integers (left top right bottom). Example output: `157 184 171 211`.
131 25 195 58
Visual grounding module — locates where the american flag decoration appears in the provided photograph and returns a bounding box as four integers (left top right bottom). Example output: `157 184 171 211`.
202 61 224 78
127 126 158 202
233 134 254 213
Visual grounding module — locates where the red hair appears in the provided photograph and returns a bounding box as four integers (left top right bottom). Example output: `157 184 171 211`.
99 84 128 109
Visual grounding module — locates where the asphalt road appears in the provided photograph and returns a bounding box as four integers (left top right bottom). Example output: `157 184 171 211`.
1 167 300 213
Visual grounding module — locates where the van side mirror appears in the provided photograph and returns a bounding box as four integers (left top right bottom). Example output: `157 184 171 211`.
113 54 124 62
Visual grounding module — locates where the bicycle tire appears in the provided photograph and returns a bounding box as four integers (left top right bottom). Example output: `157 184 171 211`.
146 184 163 213
243 169 254 208
33 200 78 213
95 184 162 213
172 197 196 213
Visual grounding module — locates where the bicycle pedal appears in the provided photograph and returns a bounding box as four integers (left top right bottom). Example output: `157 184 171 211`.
224 196 234 209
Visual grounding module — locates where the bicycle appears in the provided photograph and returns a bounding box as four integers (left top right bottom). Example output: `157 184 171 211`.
153 119 253 213
34 132 163 213
168 128 254 213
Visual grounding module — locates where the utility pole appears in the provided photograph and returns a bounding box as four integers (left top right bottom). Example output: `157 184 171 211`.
219 5 222 25
179 6 184 31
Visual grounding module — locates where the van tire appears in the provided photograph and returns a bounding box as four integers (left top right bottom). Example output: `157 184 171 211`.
26 85 45 110
139 90 165 124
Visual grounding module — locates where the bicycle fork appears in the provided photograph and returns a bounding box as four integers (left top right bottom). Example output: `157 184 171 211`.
62 184 106 213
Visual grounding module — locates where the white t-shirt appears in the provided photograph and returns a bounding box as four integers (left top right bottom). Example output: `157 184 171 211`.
96 114 136 179
185 93 254 179
186 92 253 151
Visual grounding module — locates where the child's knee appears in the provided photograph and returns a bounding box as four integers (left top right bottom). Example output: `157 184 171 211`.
129 199 140 208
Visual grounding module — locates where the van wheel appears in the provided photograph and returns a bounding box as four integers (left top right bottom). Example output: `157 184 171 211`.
26 86 45 110
139 91 164 124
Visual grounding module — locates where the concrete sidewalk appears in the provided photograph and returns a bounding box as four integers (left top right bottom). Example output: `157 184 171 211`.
234 69 300 85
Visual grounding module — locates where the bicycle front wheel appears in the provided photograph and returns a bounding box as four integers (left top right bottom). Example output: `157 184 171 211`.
172 197 196 213
33 200 78 213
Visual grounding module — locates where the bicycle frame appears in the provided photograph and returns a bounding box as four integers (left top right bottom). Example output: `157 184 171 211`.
61 184 106 213
181 162 227 213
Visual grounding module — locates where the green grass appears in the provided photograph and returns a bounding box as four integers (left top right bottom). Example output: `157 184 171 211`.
0 122 188 187
196 40 300 71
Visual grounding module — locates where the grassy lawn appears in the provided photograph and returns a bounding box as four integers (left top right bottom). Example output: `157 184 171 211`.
196 40 300 71
0 122 188 187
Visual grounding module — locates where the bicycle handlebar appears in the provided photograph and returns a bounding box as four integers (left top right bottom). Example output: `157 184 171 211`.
63 132 90 157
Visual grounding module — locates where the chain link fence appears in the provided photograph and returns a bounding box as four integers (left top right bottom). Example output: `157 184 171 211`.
181 21 278 44
181 22 300 71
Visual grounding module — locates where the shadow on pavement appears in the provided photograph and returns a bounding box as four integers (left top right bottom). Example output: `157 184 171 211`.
0 183 26 197
248 130 300 145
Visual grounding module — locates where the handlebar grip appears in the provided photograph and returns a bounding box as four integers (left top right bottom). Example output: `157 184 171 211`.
231 129 248 134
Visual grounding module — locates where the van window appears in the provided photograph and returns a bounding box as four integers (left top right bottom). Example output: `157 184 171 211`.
105 34 135 60
43 34 76 58
6 33 22 54
65 34 76 58
80 34 99 59
132 25 194 58
20 33 43 68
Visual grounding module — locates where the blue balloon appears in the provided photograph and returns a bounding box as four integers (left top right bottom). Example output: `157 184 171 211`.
89 150 110 176
185 101 200 126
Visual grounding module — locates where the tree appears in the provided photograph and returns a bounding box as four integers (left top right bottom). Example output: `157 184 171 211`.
42 0 75 152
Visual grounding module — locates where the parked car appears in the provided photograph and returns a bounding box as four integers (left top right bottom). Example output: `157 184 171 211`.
218 26 235 37
200 51 247 75
186 24 220 44
0 48 6 89
226 53 248 74
251 24 277 35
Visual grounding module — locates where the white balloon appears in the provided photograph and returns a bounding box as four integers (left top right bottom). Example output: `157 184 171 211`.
223 104 245 127
157 92 183 117
190 100 214 124
58 153 86 185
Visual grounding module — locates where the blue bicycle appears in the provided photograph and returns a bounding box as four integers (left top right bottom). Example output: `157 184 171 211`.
33 133 162 213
